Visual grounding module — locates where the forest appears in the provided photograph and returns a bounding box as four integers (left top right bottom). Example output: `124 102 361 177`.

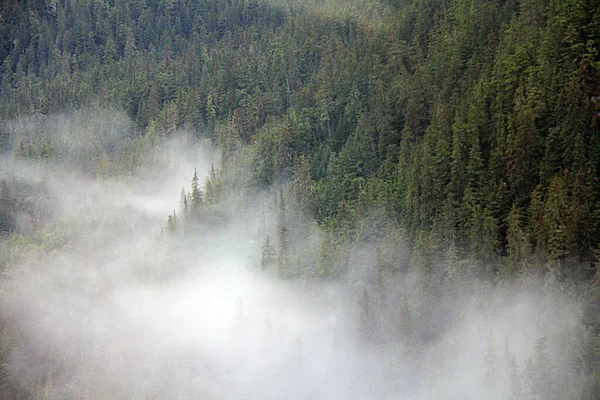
0 0 599 398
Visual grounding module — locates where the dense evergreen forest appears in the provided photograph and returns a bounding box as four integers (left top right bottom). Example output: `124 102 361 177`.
1 0 600 398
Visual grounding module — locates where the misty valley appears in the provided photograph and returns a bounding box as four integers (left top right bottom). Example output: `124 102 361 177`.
1 0 600 399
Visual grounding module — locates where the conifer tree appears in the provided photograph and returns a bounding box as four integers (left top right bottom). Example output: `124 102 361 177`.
443 240 460 283
543 175 568 260
292 155 316 218
190 168 203 220
375 246 391 306
204 164 219 206
566 170 592 260
180 187 188 218
166 213 176 234
261 235 276 269
498 204 531 280
204 180 215 206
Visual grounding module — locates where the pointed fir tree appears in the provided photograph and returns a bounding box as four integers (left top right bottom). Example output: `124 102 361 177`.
180 187 188 218
166 213 176 234
292 155 316 218
261 235 276 269
204 179 215 206
277 226 288 277
190 168 203 221
498 204 531 280
210 163 217 182
543 175 568 260
566 170 593 260
443 239 460 284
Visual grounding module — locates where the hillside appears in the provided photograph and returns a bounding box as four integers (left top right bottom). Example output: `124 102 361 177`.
1 0 600 398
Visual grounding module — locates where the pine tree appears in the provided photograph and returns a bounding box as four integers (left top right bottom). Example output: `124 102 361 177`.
205 94 217 131
261 235 276 269
375 246 391 306
543 175 568 260
292 155 316 218
316 233 340 278
180 187 188 218
507 92 540 207
166 212 176 234
204 179 215 206
566 170 593 260
218 117 240 166
443 239 460 283
190 168 203 220
498 204 531 280
466 201 499 268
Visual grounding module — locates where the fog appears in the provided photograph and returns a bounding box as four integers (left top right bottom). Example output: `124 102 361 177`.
0 110 586 399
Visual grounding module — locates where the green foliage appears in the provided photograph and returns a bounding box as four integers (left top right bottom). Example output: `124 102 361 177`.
2 0 600 397
190 168 204 219
260 235 276 269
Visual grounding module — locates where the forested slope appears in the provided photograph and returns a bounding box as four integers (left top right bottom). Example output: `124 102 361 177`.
2 0 599 268
1 0 600 398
